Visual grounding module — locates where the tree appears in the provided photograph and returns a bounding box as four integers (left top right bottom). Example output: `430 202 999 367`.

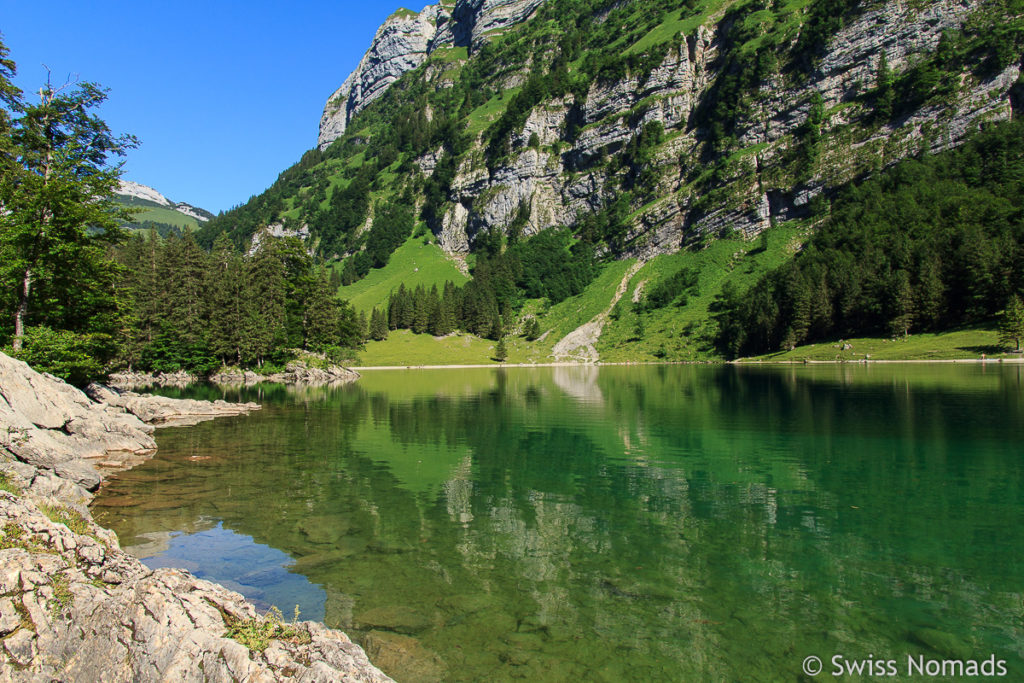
523 317 541 341
494 336 508 362
369 307 389 341
999 295 1024 351
247 242 288 366
205 233 251 365
1 66 137 353
888 269 915 338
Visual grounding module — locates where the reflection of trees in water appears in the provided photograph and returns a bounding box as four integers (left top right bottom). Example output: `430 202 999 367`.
94 366 1024 680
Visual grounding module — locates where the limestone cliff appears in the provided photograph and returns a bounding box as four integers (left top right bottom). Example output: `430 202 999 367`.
186 0 1024 274
318 0 548 149
116 181 213 223
434 0 1014 256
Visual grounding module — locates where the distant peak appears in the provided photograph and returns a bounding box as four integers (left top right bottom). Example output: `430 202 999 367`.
118 180 171 207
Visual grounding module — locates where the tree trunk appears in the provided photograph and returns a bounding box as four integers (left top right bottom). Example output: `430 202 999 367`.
12 267 31 351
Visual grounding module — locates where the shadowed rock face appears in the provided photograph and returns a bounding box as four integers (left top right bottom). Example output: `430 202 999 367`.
0 352 390 682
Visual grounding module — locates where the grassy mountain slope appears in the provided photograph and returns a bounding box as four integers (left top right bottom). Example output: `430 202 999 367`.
336 234 469 313
116 195 201 235
195 0 1024 363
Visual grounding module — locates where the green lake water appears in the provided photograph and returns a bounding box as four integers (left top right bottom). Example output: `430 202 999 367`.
92 364 1024 681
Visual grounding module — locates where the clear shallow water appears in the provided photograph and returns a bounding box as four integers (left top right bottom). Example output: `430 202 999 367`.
93 365 1024 681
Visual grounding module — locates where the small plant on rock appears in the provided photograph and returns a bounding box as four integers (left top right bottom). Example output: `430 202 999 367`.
39 504 90 536
224 606 310 652
49 574 74 617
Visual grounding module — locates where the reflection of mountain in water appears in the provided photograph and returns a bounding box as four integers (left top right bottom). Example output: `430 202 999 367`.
93 366 1024 681
552 365 603 404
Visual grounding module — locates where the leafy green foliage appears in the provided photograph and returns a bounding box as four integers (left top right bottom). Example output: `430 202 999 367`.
0 41 136 381
637 266 700 312
6 327 112 386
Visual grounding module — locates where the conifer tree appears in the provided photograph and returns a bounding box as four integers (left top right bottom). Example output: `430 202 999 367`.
248 243 288 365
494 336 508 362
1000 294 1024 351
888 269 915 338
303 268 344 351
411 285 429 333
370 307 389 341
206 234 251 365
356 310 368 342
523 317 541 341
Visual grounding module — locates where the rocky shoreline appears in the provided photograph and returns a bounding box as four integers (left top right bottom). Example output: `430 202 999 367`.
109 359 360 391
0 352 391 682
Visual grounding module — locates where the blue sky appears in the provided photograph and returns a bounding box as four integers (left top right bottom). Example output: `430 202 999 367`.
1 1 425 213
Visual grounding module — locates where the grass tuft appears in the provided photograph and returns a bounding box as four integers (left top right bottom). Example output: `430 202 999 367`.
49 574 74 617
0 472 22 496
224 606 311 652
39 504 91 536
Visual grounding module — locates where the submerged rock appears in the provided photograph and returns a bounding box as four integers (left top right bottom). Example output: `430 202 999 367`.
85 383 260 427
362 630 447 683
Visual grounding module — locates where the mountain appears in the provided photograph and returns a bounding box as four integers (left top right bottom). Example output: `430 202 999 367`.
318 1 548 148
116 181 214 236
196 0 1024 361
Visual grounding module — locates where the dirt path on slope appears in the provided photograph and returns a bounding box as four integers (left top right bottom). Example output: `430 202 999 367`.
551 261 644 362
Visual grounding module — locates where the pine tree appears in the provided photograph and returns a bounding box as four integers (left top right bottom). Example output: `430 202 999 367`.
494 336 508 362
247 243 288 365
523 317 541 341
875 51 895 122
999 294 1024 351
302 268 342 352
370 307 389 340
888 269 915 338
412 285 430 334
206 233 250 365
356 310 368 342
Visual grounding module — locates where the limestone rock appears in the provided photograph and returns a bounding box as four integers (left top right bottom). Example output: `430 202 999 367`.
318 0 549 149
319 6 449 149
210 359 360 386
0 353 387 681
0 493 392 682
85 383 260 427
362 630 447 683
0 352 261 498
319 0 1012 256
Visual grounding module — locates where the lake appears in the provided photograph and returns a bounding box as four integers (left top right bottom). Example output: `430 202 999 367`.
92 364 1024 681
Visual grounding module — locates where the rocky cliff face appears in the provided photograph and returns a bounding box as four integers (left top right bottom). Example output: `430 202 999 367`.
318 0 548 149
0 353 390 681
437 0 1014 256
318 0 1018 258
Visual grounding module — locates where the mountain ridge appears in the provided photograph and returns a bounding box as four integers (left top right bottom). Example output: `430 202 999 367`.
116 180 214 224
319 0 547 149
